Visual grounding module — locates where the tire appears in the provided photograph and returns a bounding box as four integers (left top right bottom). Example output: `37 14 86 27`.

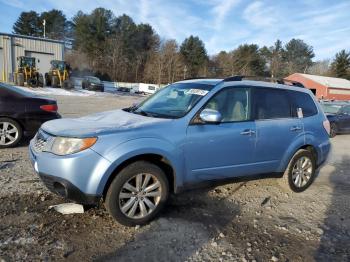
45 73 51 86
105 161 169 226
17 73 24 86
52 76 59 88
0 118 23 148
330 123 337 138
278 149 316 193
29 78 38 87
38 74 44 87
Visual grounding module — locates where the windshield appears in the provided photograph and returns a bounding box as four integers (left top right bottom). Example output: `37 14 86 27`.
88 77 101 84
127 83 214 119
321 103 342 114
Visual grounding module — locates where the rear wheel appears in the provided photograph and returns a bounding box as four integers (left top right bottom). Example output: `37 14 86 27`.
0 118 23 148
45 73 51 86
105 161 169 226
38 74 44 87
330 123 337 138
52 76 59 88
278 149 316 192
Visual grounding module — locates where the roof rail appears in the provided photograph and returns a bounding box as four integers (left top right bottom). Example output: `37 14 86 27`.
278 79 305 88
223 75 305 88
223 75 244 82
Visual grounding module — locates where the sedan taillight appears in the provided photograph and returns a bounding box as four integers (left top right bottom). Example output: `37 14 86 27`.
40 104 58 112
323 120 330 135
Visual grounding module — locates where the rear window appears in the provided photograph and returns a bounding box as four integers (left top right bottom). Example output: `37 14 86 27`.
253 88 291 120
289 91 318 117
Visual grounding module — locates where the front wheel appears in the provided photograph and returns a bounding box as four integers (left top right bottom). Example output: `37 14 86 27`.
105 161 169 226
278 149 316 193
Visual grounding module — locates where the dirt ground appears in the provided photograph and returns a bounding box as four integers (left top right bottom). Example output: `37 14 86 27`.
0 92 349 262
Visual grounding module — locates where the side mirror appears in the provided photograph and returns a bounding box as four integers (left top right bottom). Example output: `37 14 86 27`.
199 109 222 124
38 59 40 63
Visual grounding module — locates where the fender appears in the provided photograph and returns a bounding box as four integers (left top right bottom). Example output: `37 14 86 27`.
92 137 185 195
277 134 306 172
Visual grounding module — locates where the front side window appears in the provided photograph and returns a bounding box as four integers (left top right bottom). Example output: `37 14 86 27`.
203 87 250 122
129 83 214 118
253 88 291 120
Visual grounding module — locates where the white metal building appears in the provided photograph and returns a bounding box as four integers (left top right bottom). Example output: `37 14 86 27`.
0 33 64 82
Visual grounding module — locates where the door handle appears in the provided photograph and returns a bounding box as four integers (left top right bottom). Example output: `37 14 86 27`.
290 126 302 131
240 129 256 135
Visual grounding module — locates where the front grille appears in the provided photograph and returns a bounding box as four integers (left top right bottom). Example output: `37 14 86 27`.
34 136 47 152
33 130 51 152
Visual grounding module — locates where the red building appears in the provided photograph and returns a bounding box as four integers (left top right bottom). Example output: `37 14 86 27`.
285 73 350 101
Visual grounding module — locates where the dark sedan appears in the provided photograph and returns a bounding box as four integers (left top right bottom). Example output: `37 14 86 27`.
321 101 350 137
0 83 60 148
82 76 104 92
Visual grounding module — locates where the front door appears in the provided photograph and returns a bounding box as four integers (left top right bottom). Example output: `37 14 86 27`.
184 87 257 183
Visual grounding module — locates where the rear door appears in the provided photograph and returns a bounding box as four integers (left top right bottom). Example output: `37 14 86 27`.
253 87 304 173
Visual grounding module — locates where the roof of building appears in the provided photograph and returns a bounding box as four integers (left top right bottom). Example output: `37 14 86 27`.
292 73 350 90
0 32 64 44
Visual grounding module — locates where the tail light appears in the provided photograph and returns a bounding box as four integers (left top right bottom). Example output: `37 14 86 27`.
323 120 330 135
40 104 58 112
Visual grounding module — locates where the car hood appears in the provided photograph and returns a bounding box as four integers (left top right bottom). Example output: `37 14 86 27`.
41 109 169 137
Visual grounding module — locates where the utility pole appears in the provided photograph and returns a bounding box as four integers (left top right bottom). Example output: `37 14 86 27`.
43 19 46 38
183 65 187 79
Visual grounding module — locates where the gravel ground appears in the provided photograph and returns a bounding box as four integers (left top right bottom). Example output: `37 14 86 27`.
0 92 349 261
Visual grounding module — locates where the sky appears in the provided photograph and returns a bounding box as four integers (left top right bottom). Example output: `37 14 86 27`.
0 0 349 60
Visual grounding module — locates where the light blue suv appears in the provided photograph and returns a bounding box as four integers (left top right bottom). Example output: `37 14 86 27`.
29 77 331 226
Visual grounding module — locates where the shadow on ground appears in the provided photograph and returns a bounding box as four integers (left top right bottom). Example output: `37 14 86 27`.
97 189 241 262
315 155 350 261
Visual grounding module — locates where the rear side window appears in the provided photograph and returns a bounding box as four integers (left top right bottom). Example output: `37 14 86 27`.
289 91 318 117
253 88 291 120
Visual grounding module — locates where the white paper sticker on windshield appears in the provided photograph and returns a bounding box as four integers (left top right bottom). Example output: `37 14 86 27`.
185 89 209 96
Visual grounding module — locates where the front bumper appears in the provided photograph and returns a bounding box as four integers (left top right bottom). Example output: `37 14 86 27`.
29 138 111 204
39 174 101 204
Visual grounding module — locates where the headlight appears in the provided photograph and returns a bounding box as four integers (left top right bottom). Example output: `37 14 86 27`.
51 137 97 155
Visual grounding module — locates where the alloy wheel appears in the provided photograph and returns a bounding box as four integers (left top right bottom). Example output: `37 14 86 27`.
119 173 162 219
0 122 19 146
291 156 313 188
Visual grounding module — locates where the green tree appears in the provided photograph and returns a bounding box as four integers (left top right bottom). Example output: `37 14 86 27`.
73 8 114 62
283 39 314 74
231 44 266 76
40 9 67 40
13 11 41 36
330 50 350 79
260 39 284 78
180 35 208 78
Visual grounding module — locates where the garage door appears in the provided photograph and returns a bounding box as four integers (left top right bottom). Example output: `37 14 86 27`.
25 51 54 76
0 48 4 81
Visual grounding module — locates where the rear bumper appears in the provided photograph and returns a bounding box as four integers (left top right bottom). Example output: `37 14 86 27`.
87 84 104 92
317 140 331 166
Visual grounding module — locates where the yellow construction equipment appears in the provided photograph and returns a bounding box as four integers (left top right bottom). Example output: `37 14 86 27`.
14 56 43 87
45 60 74 89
